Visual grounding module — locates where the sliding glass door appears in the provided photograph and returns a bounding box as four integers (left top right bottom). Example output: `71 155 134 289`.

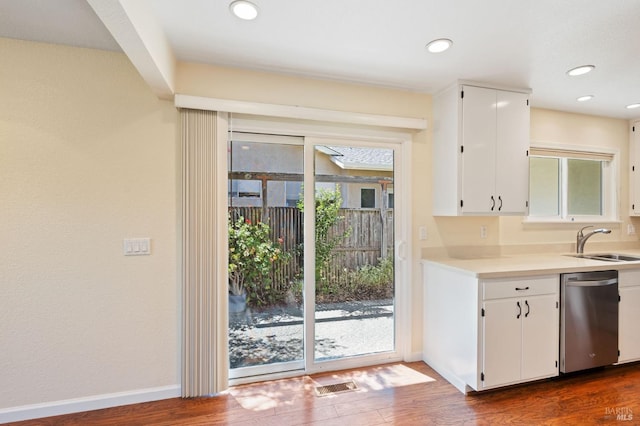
228 133 400 379
311 144 395 362
228 133 305 378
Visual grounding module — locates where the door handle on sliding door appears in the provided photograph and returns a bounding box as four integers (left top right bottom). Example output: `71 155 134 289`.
395 240 407 261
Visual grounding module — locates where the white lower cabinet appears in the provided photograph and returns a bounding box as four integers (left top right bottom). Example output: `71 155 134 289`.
619 270 640 363
481 290 559 389
422 261 559 394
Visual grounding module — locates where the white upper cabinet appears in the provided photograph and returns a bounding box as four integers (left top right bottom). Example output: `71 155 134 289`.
432 83 531 216
630 121 640 215
494 89 531 213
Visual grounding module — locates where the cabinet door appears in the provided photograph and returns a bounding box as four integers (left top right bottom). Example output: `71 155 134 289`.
521 294 559 380
619 286 640 362
482 298 521 388
495 90 530 214
630 123 640 215
461 85 497 214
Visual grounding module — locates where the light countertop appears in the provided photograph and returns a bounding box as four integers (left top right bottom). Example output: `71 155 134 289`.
421 250 640 279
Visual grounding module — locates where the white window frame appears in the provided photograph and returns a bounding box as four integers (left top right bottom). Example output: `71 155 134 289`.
525 143 620 225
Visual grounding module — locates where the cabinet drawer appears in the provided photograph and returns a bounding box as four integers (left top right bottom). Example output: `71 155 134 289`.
483 275 558 300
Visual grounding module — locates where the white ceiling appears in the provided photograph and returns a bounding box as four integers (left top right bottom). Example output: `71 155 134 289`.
2 0 639 119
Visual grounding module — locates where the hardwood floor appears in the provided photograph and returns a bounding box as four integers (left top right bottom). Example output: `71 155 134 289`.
8 361 639 425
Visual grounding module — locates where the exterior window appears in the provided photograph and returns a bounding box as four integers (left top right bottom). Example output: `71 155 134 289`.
529 150 614 221
229 179 261 198
361 188 375 208
285 181 302 207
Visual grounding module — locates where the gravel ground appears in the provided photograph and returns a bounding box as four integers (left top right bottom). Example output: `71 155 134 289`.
229 299 394 368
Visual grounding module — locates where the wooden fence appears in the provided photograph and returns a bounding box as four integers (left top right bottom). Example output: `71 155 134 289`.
229 206 394 288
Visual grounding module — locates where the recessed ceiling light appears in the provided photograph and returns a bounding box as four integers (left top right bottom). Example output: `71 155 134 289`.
230 0 258 20
426 38 453 53
627 103 640 110
577 95 594 102
566 65 595 77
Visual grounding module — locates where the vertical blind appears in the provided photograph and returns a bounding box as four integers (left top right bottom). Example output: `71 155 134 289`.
181 108 229 397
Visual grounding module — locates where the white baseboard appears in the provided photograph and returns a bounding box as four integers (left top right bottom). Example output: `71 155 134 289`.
422 355 469 394
0 384 181 424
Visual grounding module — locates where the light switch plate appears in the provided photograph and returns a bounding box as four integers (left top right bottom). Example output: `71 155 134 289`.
124 238 151 256
419 226 428 240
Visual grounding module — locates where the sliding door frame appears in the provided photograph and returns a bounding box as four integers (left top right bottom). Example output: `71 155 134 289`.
226 116 413 384
227 131 306 380
303 136 410 374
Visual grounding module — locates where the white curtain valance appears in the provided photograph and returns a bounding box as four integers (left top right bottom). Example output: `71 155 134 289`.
174 94 427 130
529 147 614 161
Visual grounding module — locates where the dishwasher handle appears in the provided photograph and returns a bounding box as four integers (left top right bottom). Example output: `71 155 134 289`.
566 278 617 287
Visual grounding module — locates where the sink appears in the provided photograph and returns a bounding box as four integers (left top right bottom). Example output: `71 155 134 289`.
568 253 640 262
589 253 640 261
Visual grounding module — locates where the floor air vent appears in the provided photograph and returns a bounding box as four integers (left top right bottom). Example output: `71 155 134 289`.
314 381 358 397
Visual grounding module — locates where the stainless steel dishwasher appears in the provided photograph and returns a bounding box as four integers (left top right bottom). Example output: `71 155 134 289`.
560 270 619 373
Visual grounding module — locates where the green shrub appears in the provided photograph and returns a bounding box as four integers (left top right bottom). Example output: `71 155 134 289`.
297 186 351 291
228 216 291 307
313 256 394 303
351 256 394 286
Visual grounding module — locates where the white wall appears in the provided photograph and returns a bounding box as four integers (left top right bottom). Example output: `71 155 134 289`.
0 38 179 413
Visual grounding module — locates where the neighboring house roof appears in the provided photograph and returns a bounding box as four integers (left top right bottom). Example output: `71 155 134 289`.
320 146 393 171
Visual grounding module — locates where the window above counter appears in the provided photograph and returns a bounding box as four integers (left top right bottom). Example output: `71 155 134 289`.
527 143 619 224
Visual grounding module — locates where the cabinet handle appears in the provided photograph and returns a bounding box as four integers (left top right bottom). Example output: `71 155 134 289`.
515 286 530 291
525 300 530 317
498 196 503 211
516 301 521 319
490 196 496 211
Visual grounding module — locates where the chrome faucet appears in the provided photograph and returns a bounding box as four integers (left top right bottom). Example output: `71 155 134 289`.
576 225 611 253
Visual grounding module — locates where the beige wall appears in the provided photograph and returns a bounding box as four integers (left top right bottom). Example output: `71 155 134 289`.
176 62 429 119
0 38 179 409
2 36 634 414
